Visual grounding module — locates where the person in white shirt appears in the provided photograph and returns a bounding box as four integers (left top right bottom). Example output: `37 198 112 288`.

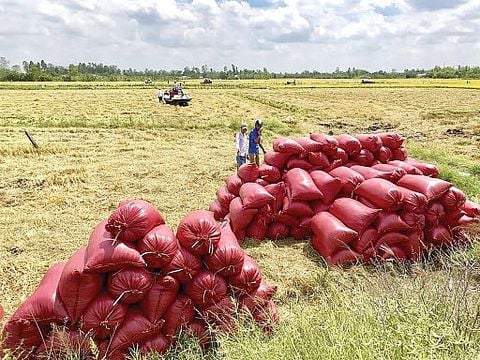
235 123 248 169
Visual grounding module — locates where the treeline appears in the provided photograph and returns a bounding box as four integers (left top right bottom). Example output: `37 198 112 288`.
1 57 480 81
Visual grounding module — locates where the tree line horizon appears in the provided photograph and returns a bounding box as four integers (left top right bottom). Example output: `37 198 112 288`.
1 57 479 81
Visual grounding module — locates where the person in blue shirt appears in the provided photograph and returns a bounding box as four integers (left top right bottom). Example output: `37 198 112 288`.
248 119 266 165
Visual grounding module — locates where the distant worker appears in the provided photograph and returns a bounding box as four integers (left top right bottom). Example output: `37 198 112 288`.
248 119 266 165
157 89 163 103
235 123 248 169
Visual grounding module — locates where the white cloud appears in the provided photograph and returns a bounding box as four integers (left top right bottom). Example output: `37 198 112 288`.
0 0 479 72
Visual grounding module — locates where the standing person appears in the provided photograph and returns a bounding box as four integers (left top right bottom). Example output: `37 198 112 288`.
248 119 266 165
235 123 248 169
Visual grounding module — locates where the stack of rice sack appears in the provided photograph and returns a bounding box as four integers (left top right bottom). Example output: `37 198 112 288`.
209 132 480 265
2 201 279 359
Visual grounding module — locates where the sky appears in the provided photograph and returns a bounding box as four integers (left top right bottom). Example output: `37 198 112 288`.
0 0 479 72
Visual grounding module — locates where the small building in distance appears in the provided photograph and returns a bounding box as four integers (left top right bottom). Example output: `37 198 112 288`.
361 78 375 84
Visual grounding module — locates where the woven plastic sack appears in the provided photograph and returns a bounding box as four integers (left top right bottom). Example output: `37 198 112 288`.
404 158 440 177
209 199 228 220
441 187 466 210
376 146 393 163
327 248 361 266
307 151 330 169
106 200 165 242
397 187 428 214
84 220 146 273
237 163 260 182
140 333 171 356
336 134 362 156
264 151 292 169
164 246 202 283
259 163 282 183
58 247 104 322
377 133 404 149
328 166 365 195
216 186 236 208
310 133 338 156
229 197 258 233
356 134 382 153
310 170 342 205
228 255 262 296
354 178 404 211
141 275 179 323
107 267 154 304
225 174 244 196
284 168 323 201
273 137 305 154
397 174 451 201
137 224 178 269
387 160 423 175
185 270 228 308
352 149 375 166
240 183 275 209
177 210 221 255
351 227 378 254
163 295 195 338
329 198 380 234
375 212 411 235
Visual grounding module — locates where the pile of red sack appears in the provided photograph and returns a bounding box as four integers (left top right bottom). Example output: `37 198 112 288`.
210 133 480 265
2 200 278 359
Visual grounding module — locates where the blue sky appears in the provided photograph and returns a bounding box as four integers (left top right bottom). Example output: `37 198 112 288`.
0 0 478 72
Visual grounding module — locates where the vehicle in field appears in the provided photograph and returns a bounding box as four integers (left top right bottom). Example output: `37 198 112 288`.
158 84 192 106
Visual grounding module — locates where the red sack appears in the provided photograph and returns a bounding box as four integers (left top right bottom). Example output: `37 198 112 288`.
462 200 480 218
286 157 315 171
388 160 423 175
267 222 290 240
216 186 236 208
290 225 312 240
110 310 161 353
185 320 212 349
310 212 358 258
2 320 47 353
351 227 378 254
404 158 439 177
328 166 365 195
202 296 235 333
273 137 305 154
8 263 68 325
81 293 128 340
350 165 392 181
84 220 146 273
251 300 280 334
397 174 451 201
282 197 314 217
375 232 410 250
397 187 428 214
357 196 379 209
241 279 277 312
246 216 269 241
140 333 171 356
204 220 245 277
284 168 323 201
326 158 344 171
106 200 165 242
264 151 292 169
336 134 362 156
259 163 281 183
356 134 382 153
376 146 393 163
164 246 202 283
137 224 178 269
352 149 375 166
327 248 361 266
163 295 195 337
444 209 465 229
310 133 338 156
377 133 404 149
311 200 330 213
177 210 221 255
371 164 407 183
403 231 425 260
332 147 349 164
441 187 466 210
225 174 243 196
58 247 104 322
36 328 93 359
141 275 179 324
309 170 342 205
425 202 446 227
380 246 407 261
237 163 260 182
229 197 258 233
425 225 452 246
209 200 229 220
329 198 380 234
185 270 228 308
295 136 322 152
107 267 154 304
375 212 410 235
392 147 408 160
265 182 286 213
228 255 262 296
457 215 480 227
275 212 300 227
307 151 330 169
3 263 68 352
401 212 426 231
354 178 404 211
240 183 275 209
